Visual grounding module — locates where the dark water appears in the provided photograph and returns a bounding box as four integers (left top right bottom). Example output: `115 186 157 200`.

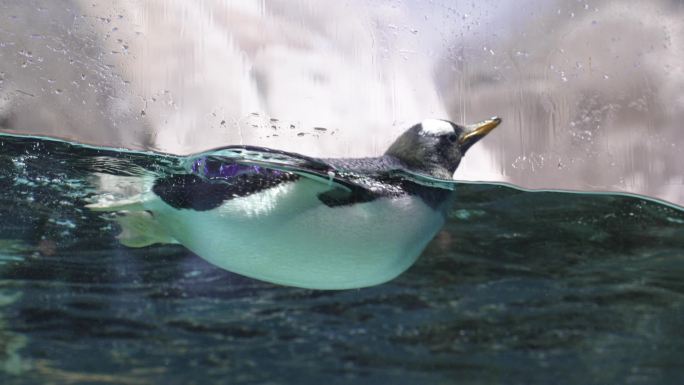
0 134 683 384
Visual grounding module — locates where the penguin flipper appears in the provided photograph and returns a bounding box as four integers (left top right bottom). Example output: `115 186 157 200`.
317 186 378 207
114 210 178 248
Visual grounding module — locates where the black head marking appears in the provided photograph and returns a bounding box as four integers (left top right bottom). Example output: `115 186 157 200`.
385 119 467 180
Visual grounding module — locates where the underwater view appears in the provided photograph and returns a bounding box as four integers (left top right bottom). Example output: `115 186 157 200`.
0 133 683 384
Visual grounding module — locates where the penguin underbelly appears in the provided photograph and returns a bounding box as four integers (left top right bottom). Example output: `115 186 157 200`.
145 178 446 289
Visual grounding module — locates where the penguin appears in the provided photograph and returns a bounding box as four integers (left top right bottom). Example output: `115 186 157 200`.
88 117 501 289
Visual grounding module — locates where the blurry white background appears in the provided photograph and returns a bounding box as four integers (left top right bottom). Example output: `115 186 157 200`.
0 0 682 204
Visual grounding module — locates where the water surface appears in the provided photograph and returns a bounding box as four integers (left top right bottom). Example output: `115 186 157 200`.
0 134 683 384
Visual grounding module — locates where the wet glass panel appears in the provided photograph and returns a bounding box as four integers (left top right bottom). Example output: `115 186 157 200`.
1 0 681 203
1 1 684 384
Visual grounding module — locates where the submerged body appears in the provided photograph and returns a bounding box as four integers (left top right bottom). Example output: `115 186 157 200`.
148 176 449 289
89 118 501 289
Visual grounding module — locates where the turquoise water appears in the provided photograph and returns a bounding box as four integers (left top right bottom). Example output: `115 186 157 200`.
0 133 683 384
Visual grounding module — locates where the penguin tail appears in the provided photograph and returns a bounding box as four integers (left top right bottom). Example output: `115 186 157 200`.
85 194 148 212
114 210 179 248
88 198 178 248
85 173 176 247
85 173 153 212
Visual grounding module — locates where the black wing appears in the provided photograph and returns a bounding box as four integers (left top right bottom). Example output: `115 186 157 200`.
152 147 402 210
152 172 300 211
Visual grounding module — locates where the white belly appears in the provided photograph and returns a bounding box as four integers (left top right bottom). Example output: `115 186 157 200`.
145 179 448 289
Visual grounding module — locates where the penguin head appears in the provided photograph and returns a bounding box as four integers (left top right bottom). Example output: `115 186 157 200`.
385 117 501 179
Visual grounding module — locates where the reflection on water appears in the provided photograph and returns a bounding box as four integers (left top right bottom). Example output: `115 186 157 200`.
0 133 683 384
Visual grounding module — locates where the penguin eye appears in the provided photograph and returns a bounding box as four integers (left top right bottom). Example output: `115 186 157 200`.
446 133 458 143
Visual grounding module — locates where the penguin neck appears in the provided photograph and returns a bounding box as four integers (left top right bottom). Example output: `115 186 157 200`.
383 152 453 180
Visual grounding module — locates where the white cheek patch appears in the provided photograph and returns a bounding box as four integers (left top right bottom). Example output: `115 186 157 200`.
420 119 453 136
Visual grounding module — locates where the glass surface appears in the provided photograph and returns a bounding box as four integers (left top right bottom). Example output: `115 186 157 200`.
2 1 681 204
1 1 683 384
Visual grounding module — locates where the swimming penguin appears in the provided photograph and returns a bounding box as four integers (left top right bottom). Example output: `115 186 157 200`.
88 117 501 289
